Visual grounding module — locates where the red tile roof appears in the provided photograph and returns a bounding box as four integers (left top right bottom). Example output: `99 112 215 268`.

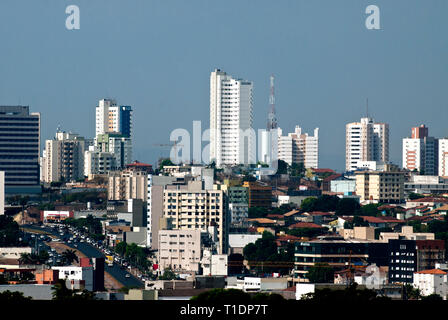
247 218 277 224
283 209 300 217
312 168 335 174
276 234 301 241
409 197 448 203
289 222 324 229
361 216 405 224
323 174 343 182
126 161 152 168
266 214 285 219
415 269 447 275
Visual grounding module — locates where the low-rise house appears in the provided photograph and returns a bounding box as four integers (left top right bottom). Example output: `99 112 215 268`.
360 216 405 229
406 197 448 210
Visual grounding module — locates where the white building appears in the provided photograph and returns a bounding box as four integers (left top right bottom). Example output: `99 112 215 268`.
157 229 202 273
346 117 389 172
52 266 94 291
96 99 119 136
201 249 228 276
0 247 32 259
277 126 319 168
402 125 438 175
209 69 254 167
439 139 448 177
413 269 448 299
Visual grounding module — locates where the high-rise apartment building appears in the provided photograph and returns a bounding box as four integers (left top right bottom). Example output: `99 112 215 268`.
439 139 448 177
96 99 132 138
402 125 438 175
346 117 389 172
0 106 41 194
108 169 148 201
277 126 319 168
95 133 132 169
162 181 228 254
209 69 254 167
42 130 86 183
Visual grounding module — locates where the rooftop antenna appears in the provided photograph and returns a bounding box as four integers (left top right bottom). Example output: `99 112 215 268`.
366 98 369 118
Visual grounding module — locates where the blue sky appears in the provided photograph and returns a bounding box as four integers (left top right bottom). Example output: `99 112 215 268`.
0 0 447 171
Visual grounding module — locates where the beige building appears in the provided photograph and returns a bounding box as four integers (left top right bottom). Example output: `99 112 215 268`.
42 131 86 183
108 169 148 201
158 229 202 273
341 227 375 240
355 164 405 203
163 181 227 254
380 226 435 241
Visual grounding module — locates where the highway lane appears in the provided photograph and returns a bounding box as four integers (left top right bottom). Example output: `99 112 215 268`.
22 224 144 289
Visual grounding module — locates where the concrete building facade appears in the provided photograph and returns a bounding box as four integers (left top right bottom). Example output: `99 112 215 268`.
346 117 389 172
209 69 254 167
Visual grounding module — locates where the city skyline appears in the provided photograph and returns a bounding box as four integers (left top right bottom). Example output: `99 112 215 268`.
0 1 447 172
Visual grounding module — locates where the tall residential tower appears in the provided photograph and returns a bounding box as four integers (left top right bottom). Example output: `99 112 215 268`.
209 69 254 167
346 117 389 172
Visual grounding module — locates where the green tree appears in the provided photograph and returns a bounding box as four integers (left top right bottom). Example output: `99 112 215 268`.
248 206 269 219
404 284 421 300
300 197 318 212
335 198 361 216
0 290 32 301
159 268 177 280
421 293 443 301
360 203 381 216
159 158 174 171
289 162 305 178
0 215 21 246
52 279 96 301
115 241 127 256
277 160 288 175
409 192 424 200
306 263 334 283
61 249 79 265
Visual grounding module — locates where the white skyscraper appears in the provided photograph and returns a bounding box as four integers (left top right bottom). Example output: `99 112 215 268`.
277 126 319 168
209 69 254 167
346 117 389 172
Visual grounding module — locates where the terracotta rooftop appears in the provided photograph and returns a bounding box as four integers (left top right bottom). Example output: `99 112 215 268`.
289 222 324 229
415 269 447 275
247 218 277 224
284 209 300 217
126 160 152 167
266 214 285 219
409 197 448 203
323 174 343 182
311 168 335 174
361 216 404 224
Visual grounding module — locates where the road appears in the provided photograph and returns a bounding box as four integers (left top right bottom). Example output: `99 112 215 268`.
22 224 144 289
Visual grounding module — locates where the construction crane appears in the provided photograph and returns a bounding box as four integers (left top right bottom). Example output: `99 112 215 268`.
153 142 183 164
